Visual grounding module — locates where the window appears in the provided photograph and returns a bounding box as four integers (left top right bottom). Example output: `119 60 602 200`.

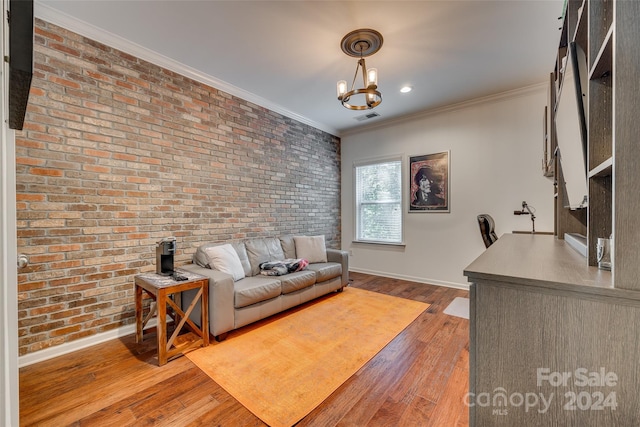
354 157 403 244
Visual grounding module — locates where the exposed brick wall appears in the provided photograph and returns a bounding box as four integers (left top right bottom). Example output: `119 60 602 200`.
15 19 341 356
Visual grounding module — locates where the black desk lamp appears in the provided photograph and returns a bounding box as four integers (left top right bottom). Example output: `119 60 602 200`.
514 201 536 233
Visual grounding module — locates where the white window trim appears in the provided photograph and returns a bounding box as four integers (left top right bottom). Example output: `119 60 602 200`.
352 154 405 245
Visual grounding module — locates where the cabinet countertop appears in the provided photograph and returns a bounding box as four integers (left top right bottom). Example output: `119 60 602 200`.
463 233 640 302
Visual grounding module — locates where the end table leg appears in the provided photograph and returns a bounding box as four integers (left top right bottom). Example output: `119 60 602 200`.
157 290 167 366
201 281 209 347
135 284 143 343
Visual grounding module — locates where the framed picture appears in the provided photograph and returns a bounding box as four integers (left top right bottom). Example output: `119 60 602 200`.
409 151 450 212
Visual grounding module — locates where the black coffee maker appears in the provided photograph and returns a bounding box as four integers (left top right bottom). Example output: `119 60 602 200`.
156 237 176 276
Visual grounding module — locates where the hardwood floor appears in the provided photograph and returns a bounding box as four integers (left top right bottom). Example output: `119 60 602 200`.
19 272 470 426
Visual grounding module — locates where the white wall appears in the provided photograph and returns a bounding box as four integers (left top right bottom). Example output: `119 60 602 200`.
341 85 554 288
1 0 20 423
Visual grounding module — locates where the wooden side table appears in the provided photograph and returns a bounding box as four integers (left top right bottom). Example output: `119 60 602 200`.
135 268 209 366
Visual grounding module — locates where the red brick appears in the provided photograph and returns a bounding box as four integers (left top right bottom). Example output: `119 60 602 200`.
85 70 111 82
34 26 64 42
112 227 136 234
113 153 138 162
126 176 149 184
49 43 81 57
30 168 64 177
28 254 65 263
100 263 126 272
50 260 83 270
49 325 82 337
29 303 66 316
83 148 111 158
49 76 81 89
83 165 111 173
18 282 47 292
16 193 46 201
113 93 138 105
49 244 81 252
49 277 82 287
50 309 83 320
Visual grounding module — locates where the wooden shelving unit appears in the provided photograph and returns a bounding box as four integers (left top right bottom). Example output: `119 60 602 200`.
611 0 640 289
551 0 640 289
465 4 640 423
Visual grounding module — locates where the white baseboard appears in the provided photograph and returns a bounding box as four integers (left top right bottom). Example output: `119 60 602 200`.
18 320 157 368
348 268 470 291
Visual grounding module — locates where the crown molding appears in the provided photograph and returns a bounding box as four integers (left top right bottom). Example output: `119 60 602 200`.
341 81 548 137
34 2 339 137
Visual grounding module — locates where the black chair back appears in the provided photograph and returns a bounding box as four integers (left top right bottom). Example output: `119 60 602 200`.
477 214 498 248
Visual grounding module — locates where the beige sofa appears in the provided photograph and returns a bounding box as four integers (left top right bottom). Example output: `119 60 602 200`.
181 235 349 341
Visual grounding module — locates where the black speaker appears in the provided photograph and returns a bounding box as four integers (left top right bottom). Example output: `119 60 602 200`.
8 0 34 130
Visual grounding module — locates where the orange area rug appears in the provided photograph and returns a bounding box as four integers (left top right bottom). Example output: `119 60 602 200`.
186 287 430 427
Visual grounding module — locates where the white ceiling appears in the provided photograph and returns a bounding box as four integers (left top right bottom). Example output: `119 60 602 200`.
36 0 564 136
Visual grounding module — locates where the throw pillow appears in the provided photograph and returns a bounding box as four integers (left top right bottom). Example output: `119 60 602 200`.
293 235 327 263
203 244 245 281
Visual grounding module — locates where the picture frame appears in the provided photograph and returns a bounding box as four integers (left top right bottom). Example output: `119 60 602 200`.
409 151 450 213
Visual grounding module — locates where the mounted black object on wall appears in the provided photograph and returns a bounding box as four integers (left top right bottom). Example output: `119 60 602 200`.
8 0 34 130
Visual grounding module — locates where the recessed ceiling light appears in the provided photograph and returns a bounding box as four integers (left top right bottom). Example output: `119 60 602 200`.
400 86 412 93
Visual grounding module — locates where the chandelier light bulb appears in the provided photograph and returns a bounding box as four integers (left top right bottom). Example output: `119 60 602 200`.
337 80 347 99
367 68 378 88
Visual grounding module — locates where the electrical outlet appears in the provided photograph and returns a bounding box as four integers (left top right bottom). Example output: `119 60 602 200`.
349 249 354 256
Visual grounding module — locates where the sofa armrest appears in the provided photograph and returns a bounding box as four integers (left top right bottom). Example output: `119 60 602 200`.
181 263 235 337
326 248 349 286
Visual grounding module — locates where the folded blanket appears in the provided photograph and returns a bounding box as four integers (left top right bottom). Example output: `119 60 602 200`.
259 258 309 276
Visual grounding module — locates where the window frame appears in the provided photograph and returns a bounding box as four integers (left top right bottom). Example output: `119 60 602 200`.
352 155 405 245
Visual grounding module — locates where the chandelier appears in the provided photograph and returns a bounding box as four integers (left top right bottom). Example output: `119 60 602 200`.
336 29 383 110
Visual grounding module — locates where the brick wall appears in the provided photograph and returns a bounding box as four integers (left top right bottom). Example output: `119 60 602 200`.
15 19 341 356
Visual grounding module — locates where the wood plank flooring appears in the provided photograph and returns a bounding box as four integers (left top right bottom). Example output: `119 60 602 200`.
19 272 470 426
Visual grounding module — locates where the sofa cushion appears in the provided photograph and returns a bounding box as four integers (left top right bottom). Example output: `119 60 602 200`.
234 276 282 308
193 241 250 276
203 244 245 281
234 242 252 277
279 270 316 294
194 242 216 268
294 235 328 263
245 238 285 276
306 262 342 283
279 235 296 259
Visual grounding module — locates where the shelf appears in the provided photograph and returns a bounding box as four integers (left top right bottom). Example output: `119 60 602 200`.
588 157 613 178
589 25 613 80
